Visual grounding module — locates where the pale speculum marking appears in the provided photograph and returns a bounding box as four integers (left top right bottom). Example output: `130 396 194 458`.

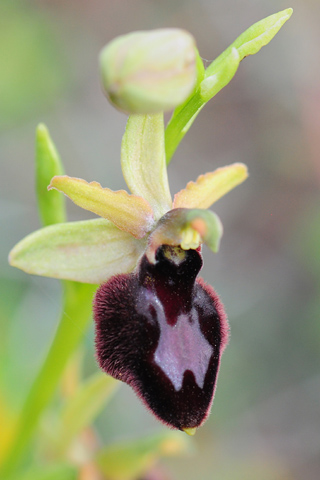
139 289 213 391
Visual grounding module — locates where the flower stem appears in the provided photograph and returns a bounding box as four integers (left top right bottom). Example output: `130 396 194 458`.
0 281 96 478
165 91 205 165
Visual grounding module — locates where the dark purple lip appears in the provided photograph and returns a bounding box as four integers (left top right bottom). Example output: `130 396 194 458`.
94 245 228 430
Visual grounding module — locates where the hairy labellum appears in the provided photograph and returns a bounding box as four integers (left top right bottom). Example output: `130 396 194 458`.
94 245 228 430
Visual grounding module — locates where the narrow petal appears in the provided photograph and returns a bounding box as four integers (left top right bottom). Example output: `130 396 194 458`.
121 113 172 219
9 219 146 284
49 176 154 238
173 163 248 209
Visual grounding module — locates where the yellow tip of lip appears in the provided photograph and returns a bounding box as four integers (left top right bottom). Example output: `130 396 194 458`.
182 427 196 436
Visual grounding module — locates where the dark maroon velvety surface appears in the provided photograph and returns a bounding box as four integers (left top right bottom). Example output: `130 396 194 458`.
94 246 228 430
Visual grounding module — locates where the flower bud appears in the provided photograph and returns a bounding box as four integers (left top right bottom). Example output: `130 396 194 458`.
100 29 197 114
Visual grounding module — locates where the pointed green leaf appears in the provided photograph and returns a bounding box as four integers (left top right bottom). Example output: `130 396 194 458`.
9 219 145 284
56 373 119 456
36 124 66 226
95 431 190 480
233 7 293 60
121 114 172 220
49 176 154 238
205 8 293 77
147 208 223 263
165 9 292 164
173 163 248 209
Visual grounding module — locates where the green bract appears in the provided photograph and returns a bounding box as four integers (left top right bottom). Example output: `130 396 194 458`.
165 8 293 163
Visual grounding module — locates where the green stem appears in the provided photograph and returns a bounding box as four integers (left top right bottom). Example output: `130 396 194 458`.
165 91 205 165
0 281 96 478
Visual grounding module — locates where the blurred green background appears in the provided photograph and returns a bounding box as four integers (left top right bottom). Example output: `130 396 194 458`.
1 0 319 479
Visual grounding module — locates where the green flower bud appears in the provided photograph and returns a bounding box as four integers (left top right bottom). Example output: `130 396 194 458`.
100 29 197 114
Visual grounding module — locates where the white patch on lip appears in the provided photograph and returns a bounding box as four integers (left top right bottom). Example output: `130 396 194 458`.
139 289 213 391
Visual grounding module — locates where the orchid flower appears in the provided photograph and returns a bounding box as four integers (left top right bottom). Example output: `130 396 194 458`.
10 114 247 433
9 8 292 435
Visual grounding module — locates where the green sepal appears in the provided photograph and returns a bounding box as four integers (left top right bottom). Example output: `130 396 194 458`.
36 124 66 226
95 431 191 480
9 218 146 284
121 113 172 220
